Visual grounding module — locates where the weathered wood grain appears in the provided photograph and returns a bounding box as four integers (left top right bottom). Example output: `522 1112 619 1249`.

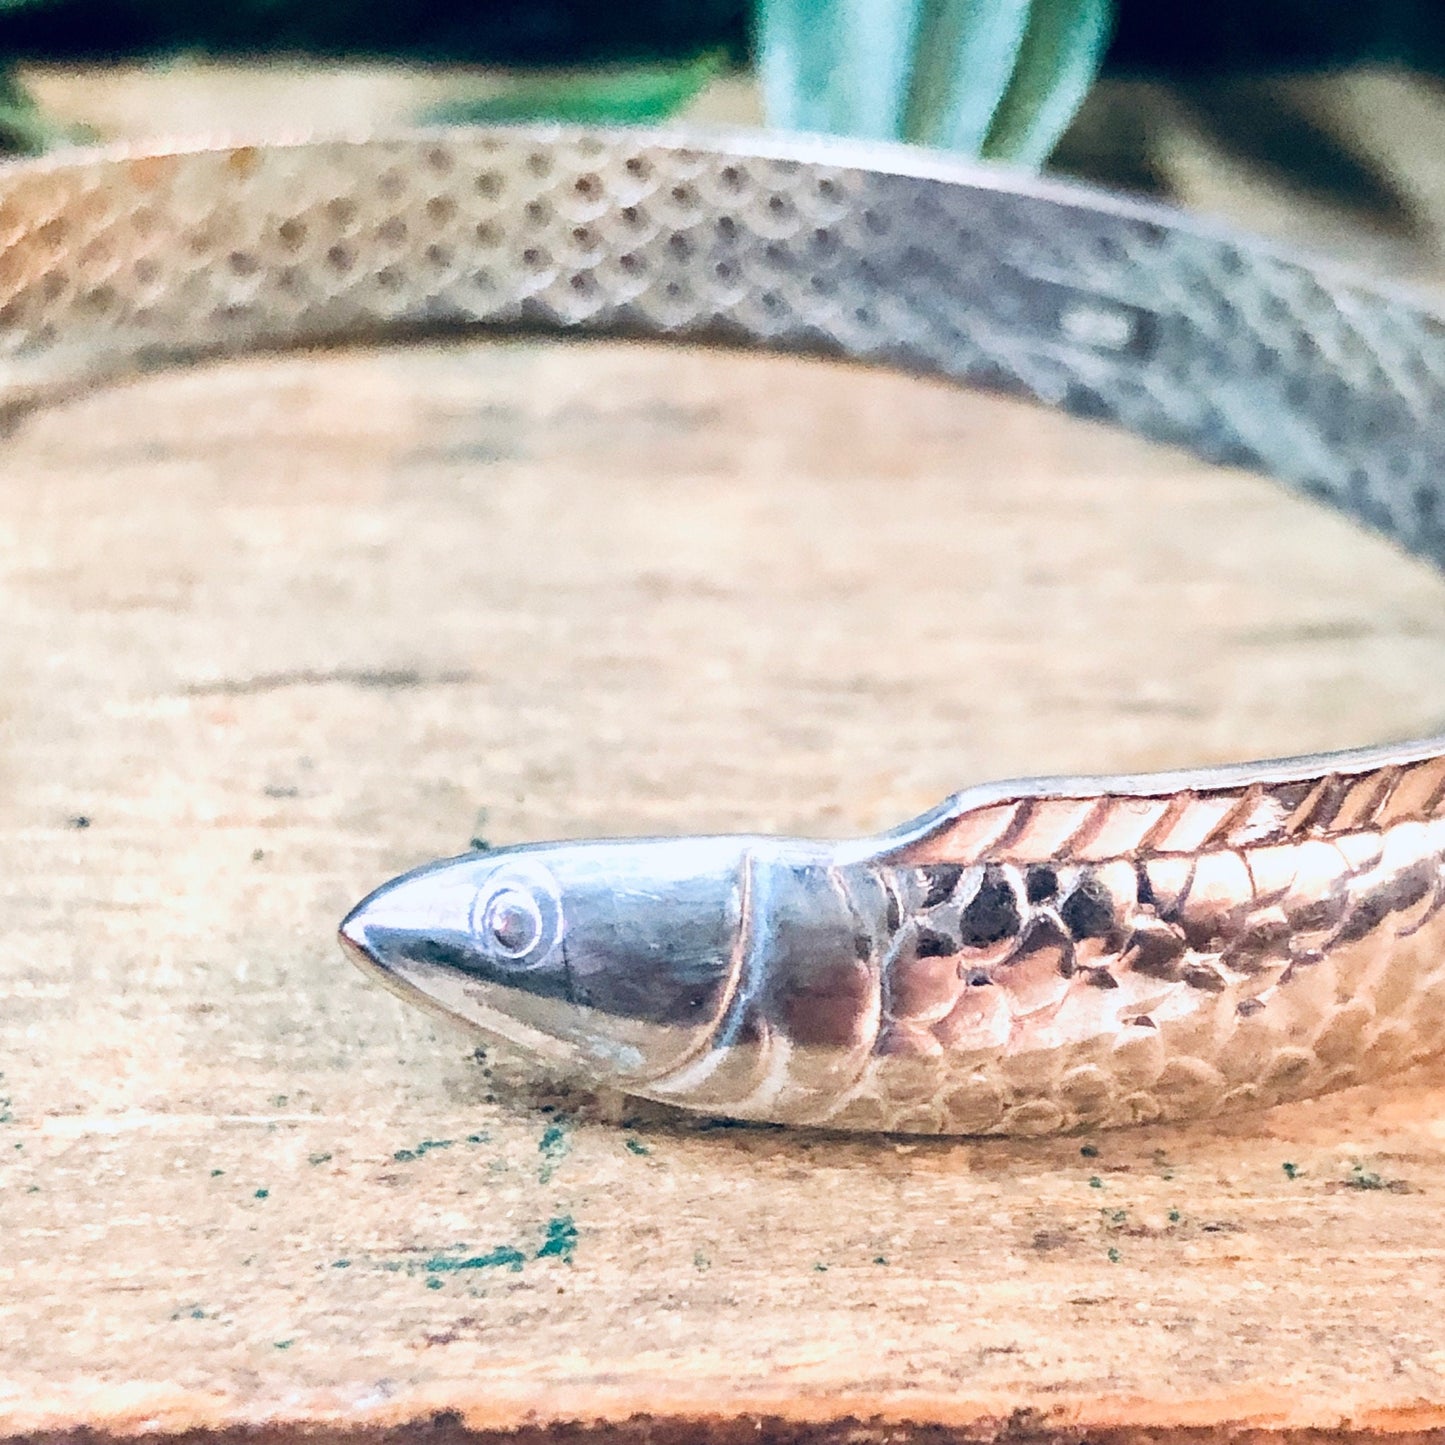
6 64 1445 1445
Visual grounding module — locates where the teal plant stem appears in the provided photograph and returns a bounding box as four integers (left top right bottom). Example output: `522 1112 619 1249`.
427 50 724 129
0 68 51 152
903 0 1032 153
981 0 1115 165
757 0 1114 169
757 0 925 140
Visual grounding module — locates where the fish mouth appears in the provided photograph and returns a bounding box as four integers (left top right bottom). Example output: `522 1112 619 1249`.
337 902 439 1013
338 902 372 966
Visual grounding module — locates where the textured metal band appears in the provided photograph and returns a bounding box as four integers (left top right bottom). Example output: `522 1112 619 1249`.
7 127 1445 1134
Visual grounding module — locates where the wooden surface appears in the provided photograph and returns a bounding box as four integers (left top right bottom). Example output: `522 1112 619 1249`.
8 66 1445 1444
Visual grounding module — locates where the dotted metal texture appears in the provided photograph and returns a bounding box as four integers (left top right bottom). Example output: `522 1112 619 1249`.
4 127 1445 561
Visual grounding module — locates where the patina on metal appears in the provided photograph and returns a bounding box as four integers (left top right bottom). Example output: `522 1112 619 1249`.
4 127 1445 1135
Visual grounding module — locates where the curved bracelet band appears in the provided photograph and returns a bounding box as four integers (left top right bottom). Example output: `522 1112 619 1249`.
7 127 1445 1136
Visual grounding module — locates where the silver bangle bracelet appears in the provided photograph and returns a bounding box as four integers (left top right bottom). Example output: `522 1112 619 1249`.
7 127 1445 1137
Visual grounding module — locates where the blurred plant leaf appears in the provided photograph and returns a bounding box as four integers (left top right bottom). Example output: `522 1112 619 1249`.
758 0 1112 167
902 0 1031 153
427 49 725 127
1171 78 1423 239
757 0 923 140
0 65 73 151
982 0 1114 165
1048 80 1173 199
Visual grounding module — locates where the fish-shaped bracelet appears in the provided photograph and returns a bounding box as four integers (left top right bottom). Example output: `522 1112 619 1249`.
5 127 1445 1136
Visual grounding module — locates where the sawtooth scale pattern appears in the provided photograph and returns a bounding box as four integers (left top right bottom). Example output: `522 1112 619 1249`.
5 128 1445 1133
828 757 1445 1133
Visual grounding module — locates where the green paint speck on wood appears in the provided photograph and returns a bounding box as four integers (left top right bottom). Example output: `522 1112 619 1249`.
1282 1161 1300 1180
538 1120 571 1181
624 1137 651 1156
393 1138 455 1163
536 1215 578 1264
253 1188 269 1199
424 1245 527 1274
1346 1161 1394 1191
1088 1176 1103 1189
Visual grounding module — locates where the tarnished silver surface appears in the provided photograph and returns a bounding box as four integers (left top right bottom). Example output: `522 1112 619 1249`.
6 126 1445 1134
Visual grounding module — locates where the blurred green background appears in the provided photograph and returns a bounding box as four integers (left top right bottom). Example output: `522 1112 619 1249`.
3 0 1443 245
1 0 1443 73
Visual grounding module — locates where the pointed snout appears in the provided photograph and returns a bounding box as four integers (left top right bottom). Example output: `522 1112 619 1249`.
337 854 493 985
337 903 372 969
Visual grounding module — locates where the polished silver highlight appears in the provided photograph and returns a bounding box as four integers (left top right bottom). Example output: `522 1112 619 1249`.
6 128 1445 1133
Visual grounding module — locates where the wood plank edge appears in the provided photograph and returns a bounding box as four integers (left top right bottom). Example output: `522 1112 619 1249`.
6 1400 1445 1444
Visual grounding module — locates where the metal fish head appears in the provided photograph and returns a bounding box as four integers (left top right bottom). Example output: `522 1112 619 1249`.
339 837 751 1085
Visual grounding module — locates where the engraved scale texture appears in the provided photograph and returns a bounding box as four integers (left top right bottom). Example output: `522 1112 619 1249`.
848 755 1445 1133
6 129 1445 1134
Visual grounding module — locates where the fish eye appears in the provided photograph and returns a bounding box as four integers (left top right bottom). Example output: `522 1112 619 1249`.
469 865 563 968
480 887 542 957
